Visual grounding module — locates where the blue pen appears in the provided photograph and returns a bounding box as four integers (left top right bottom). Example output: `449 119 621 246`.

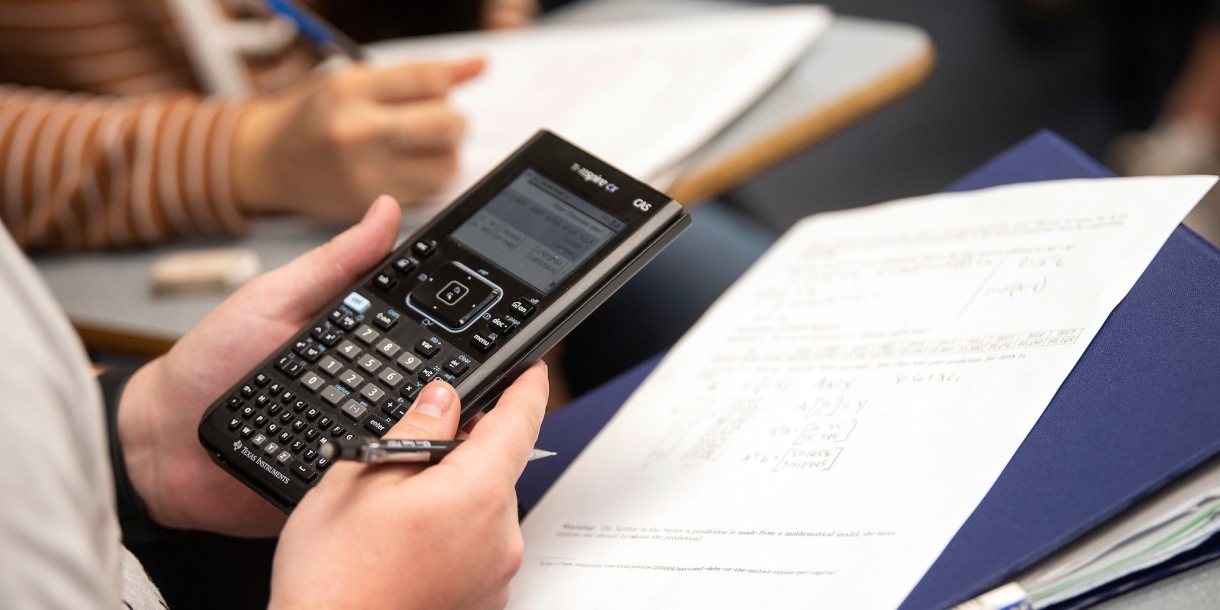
266 0 366 61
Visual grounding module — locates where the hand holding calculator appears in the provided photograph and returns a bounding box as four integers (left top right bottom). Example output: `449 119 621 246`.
197 132 690 512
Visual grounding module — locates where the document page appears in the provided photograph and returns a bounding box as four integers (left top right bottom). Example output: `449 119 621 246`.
364 5 830 219
509 177 1216 609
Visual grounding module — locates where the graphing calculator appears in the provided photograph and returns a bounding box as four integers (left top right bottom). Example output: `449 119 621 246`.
198 131 691 512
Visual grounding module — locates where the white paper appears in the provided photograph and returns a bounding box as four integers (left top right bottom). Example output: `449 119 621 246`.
508 176 1216 610
365 5 831 225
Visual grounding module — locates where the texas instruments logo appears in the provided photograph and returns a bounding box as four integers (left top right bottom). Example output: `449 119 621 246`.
232 440 243 451
570 162 618 192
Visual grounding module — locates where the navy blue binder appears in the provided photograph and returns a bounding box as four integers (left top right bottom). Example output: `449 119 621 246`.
514 130 1220 609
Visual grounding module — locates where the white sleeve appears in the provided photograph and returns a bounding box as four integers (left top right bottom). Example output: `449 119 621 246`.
0 222 125 609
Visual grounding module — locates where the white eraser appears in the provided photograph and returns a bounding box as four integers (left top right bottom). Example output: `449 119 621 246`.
151 248 261 295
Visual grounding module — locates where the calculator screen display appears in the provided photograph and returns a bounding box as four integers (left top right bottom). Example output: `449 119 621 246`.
450 168 625 294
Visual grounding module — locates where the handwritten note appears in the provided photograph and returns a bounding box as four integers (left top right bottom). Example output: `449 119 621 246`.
508 177 1216 609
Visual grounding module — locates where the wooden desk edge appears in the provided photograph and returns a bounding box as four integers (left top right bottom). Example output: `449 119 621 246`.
667 39 937 205
75 321 176 359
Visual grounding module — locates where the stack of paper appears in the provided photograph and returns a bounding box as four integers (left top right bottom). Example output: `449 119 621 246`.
506 176 1214 609
964 456 1220 609
363 5 831 222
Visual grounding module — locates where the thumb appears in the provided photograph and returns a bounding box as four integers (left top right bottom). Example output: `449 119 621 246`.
384 381 461 442
256 195 401 321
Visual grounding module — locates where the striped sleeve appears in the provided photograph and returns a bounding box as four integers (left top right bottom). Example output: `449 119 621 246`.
0 85 248 251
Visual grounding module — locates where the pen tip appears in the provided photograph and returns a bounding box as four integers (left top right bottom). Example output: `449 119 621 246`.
529 449 557 461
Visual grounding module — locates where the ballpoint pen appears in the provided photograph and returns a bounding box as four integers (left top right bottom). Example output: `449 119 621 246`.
320 437 557 465
266 0 366 61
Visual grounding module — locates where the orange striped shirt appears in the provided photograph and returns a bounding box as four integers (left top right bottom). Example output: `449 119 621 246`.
0 0 310 250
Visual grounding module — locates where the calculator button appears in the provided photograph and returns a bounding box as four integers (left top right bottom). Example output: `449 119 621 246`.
318 416 332 428
280 391 296 403
277 450 293 465
293 400 310 413
300 372 326 393
364 416 393 437
409 262 501 329
278 431 292 444
240 406 256 419
329 310 345 324
291 462 317 482
507 298 535 319
321 386 346 405
267 403 282 416
226 395 242 409
354 324 380 345
396 352 423 373
316 457 332 471
340 399 367 420
372 272 397 291
412 240 436 258
356 354 383 374
470 333 495 353
378 368 405 388
330 424 347 436
251 433 267 448
337 314 358 331
253 373 270 387
279 412 294 424
253 415 268 428
488 316 516 336
263 442 280 456
443 358 469 376
418 368 441 383
303 449 318 462
392 257 416 274
415 339 440 358
255 394 269 407
360 384 387 402
343 292 371 314
304 428 319 441
319 329 342 346
275 356 306 378
375 338 401 358
290 439 305 454
372 311 397 330
292 420 306 432
305 407 321 421
381 399 400 415
239 425 254 438
269 383 283 395
393 403 409 419
227 417 241 431
240 384 256 398
338 369 364 390
335 340 362 360
298 345 322 362
318 356 344 376
400 382 422 401
265 423 279 436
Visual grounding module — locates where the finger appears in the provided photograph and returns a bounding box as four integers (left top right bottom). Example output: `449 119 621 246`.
374 100 467 152
354 58 484 103
441 362 548 484
251 195 401 321
384 381 461 441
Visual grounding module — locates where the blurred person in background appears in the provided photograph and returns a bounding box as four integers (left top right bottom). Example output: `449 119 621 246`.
0 0 536 252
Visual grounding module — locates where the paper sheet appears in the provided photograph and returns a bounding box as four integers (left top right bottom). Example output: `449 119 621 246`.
508 176 1216 609
364 5 831 225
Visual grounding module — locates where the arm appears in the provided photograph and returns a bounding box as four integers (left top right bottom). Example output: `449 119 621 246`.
0 58 482 251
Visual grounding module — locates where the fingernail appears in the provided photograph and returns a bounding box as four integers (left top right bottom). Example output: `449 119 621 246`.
412 382 454 419
364 195 393 220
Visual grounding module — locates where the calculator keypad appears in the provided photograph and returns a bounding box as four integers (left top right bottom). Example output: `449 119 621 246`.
205 244 545 508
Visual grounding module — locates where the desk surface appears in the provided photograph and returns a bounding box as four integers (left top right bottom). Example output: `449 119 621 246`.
34 0 932 357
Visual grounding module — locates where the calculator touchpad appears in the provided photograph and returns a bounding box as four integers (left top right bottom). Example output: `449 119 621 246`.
408 262 501 330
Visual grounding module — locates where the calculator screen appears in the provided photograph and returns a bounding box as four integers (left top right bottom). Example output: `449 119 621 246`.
450 168 625 294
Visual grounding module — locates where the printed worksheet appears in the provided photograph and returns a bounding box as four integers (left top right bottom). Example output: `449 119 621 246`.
364 5 830 223
508 176 1217 609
